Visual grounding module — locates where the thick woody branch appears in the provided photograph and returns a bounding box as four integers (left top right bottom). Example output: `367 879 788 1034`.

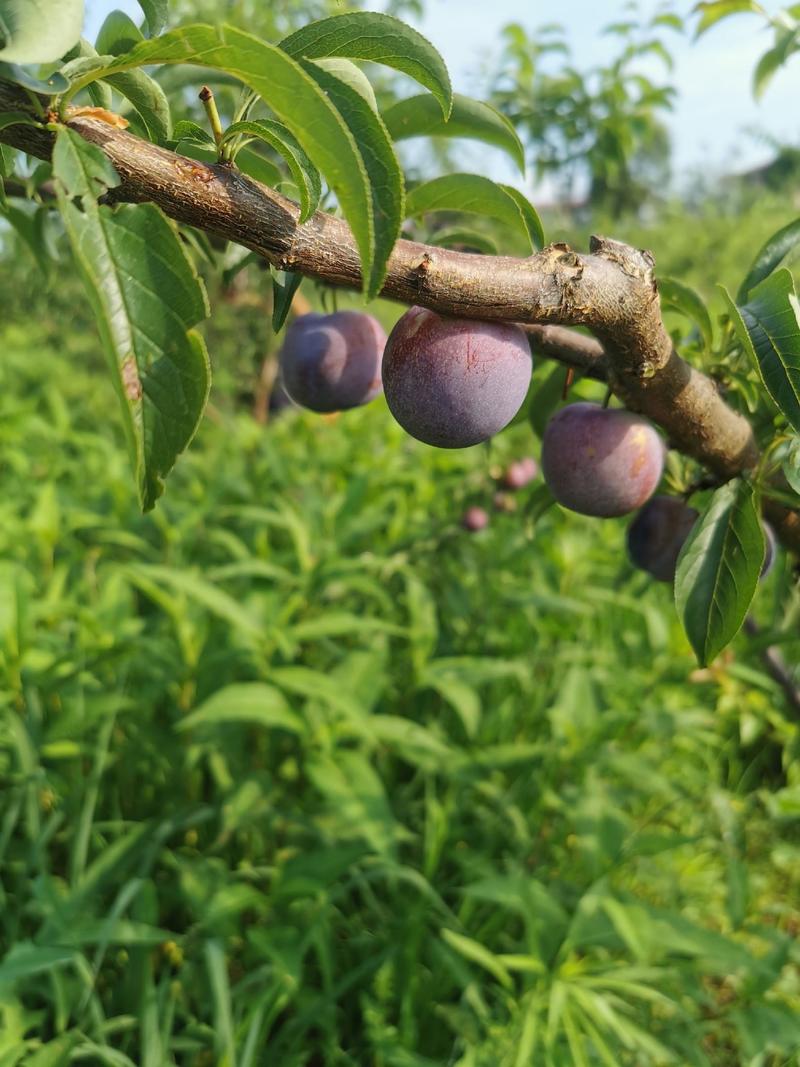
1 80 799 552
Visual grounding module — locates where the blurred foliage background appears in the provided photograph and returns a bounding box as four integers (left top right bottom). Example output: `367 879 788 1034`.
2 0 800 1064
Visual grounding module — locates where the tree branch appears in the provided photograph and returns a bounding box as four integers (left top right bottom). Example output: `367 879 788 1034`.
743 616 800 716
1 79 799 552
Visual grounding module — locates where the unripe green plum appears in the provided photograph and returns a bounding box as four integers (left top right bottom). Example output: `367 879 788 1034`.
627 496 699 582
542 402 664 517
382 307 532 448
279 311 386 413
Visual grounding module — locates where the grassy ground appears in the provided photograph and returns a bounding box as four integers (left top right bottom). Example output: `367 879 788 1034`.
1 275 800 1064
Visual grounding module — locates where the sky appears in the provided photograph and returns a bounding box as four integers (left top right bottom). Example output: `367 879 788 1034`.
84 0 799 195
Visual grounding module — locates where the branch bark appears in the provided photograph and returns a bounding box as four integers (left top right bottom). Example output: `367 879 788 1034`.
1 80 799 552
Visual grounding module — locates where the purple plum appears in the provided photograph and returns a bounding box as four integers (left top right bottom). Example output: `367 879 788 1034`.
627 496 699 582
541 402 665 518
503 457 538 490
462 506 490 532
279 311 386 413
382 307 532 448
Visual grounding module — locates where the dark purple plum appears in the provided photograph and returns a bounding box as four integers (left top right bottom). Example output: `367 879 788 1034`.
541 402 665 518
382 307 532 448
627 496 699 582
462 506 490 532
279 311 386 413
502 456 538 490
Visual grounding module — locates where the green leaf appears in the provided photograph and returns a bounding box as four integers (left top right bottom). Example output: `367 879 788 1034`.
675 479 764 666
782 436 800 495
95 10 144 55
281 11 452 118
753 29 798 99
271 267 302 332
172 119 214 145
106 68 171 142
0 142 14 176
382 92 525 173
440 928 513 988
0 0 83 64
53 128 210 510
0 942 75 985
498 183 545 250
301 55 403 294
406 173 543 250
0 60 68 92
66 23 401 299
0 110 37 131
235 146 282 188
1 202 52 277
205 941 236 1067
659 276 713 350
722 271 800 432
178 684 303 734
693 1 764 38
220 118 321 221
25 1034 78 1067
138 0 167 36
313 56 377 110
428 228 498 255
737 217 800 301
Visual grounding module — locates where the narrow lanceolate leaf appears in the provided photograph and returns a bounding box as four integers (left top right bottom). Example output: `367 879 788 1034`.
0 0 83 64
722 271 800 432
178 684 303 734
0 60 68 93
659 276 714 350
693 1 764 38
302 57 403 294
52 128 211 511
0 110 37 132
95 9 143 55
675 479 764 666
220 119 322 221
280 12 452 118
313 57 378 111
138 0 167 36
105 69 172 142
498 184 545 250
753 29 799 99
783 436 800 497
406 173 544 251
271 268 302 332
382 93 525 174
66 24 401 299
737 217 800 302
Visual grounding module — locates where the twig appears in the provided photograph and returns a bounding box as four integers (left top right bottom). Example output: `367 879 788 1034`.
743 616 800 716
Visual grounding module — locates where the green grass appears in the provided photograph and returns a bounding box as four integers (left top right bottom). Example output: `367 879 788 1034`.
1 299 800 1067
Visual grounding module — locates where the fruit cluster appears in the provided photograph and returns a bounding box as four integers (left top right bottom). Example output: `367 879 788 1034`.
278 308 777 581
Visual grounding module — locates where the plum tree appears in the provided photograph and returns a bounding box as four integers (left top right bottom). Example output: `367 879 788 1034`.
502 457 538 490
462 506 490 532
627 496 700 582
0 1 797 673
541 402 665 517
279 311 386 413
382 307 532 448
